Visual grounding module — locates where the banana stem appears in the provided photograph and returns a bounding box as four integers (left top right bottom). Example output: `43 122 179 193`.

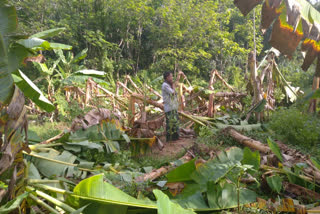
26 186 76 213
28 179 61 184
28 193 60 214
30 183 72 195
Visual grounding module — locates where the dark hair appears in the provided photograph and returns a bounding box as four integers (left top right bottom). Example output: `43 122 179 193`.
163 71 172 80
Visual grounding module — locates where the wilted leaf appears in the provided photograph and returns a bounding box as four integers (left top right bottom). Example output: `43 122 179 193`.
234 0 264 16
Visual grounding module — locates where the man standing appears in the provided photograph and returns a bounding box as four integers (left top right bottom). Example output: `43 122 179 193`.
162 71 180 142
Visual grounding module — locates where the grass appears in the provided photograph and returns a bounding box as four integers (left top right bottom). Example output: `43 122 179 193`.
28 121 70 142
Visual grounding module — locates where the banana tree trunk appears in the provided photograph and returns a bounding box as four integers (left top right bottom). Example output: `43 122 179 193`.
309 56 320 113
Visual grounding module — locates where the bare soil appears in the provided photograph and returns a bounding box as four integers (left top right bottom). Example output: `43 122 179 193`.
149 137 197 159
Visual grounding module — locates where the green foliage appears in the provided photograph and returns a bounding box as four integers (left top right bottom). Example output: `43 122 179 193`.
153 190 196 214
242 147 260 170
28 122 66 141
266 175 283 194
269 107 320 148
267 138 283 162
10 0 262 82
0 192 29 213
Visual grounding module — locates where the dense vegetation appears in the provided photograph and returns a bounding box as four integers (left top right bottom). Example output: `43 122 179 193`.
1 0 320 213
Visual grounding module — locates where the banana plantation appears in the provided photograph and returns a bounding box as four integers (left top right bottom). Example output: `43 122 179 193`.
1 0 320 213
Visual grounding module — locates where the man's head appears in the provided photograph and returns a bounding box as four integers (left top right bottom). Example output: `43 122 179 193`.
163 71 173 84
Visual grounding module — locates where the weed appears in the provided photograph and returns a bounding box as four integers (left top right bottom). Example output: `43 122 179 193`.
28 121 69 141
268 107 320 149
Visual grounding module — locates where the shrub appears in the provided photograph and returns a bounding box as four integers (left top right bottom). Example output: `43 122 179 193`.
268 107 320 148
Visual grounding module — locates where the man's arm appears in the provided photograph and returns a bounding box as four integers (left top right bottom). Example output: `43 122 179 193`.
163 82 175 94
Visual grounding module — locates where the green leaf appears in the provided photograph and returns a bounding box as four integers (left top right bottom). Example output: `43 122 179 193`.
267 138 283 162
0 73 14 104
72 48 88 63
266 175 283 194
32 150 77 177
17 38 50 49
173 186 208 210
12 70 55 112
0 5 17 35
30 28 66 39
65 141 104 152
49 43 72 50
17 38 71 51
0 192 29 214
28 162 41 179
70 174 156 213
190 147 243 185
70 204 90 214
207 181 256 209
310 157 320 171
166 159 196 182
153 190 196 214
242 147 260 170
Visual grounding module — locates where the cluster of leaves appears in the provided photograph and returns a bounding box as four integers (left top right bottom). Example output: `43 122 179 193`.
10 0 263 87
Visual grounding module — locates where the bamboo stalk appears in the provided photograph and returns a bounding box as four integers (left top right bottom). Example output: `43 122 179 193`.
28 194 60 214
27 186 76 213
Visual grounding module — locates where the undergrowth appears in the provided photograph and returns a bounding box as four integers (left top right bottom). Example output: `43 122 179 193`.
268 107 320 150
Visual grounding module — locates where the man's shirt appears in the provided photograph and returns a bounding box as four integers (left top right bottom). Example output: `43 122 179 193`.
162 82 178 113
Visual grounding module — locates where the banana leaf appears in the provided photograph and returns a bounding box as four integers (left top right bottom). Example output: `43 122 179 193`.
69 174 156 214
32 150 77 177
30 28 66 39
153 190 196 214
207 181 257 209
0 4 16 104
12 70 55 112
166 159 196 182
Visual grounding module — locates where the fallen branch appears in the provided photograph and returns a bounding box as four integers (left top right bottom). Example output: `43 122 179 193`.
131 93 164 110
214 92 247 97
283 182 320 201
136 151 193 182
213 70 235 92
40 132 65 144
224 128 270 153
